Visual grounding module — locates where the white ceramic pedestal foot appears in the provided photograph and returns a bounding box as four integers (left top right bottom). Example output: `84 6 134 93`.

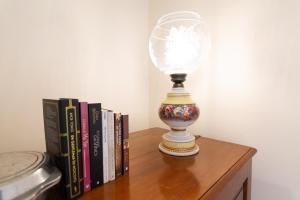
158 130 199 156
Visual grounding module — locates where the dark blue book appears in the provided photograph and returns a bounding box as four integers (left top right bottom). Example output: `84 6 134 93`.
88 103 103 188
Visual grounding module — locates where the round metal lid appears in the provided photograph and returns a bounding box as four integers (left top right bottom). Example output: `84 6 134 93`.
0 151 61 200
0 152 45 184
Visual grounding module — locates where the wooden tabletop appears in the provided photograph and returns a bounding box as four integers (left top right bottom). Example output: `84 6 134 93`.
80 128 256 200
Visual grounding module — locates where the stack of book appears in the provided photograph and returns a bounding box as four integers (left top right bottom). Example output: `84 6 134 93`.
42 98 129 199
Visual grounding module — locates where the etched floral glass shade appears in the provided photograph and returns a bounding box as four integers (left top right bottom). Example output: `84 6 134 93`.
149 11 210 74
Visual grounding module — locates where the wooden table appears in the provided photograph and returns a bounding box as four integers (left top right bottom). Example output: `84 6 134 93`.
81 128 256 200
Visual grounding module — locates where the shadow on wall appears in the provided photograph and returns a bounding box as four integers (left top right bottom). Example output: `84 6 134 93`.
252 178 293 200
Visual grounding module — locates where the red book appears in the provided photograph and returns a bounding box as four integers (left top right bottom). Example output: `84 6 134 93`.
80 102 91 192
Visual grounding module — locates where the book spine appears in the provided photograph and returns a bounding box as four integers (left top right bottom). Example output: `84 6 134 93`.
80 102 91 192
114 113 122 178
59 99 83 199
121 114 129 175
108 111 115 181
88 103 103 188
102 110 109 184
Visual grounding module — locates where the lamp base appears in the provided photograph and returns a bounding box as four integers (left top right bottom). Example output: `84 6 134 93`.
158 83 200 157
158 130 199 156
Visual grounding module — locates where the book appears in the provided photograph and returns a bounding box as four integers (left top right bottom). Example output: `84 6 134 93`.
80 102 91 192
114 113 122 178
43 99 83 200
107 110 115 181
121 114 129 175
101 109 109 184
88 103 103 188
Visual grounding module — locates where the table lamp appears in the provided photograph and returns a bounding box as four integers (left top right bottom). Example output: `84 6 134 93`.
149 11 210 156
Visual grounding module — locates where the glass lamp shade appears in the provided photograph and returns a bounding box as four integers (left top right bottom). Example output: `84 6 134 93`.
149 11 210 74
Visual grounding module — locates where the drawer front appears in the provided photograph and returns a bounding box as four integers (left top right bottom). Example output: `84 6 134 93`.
234 187 243 200
205 159 252 200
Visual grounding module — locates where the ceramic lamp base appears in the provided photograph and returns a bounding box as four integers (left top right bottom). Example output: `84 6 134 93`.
158 78 200 157
158 130 199 156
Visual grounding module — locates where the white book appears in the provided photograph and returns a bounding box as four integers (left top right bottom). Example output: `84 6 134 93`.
102 109 109 184
107 110 115 181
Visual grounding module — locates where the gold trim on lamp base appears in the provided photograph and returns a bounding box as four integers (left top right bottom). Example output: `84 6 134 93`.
158 142 199 156
158 130 199 156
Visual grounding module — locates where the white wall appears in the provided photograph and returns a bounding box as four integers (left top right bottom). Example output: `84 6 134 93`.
149 0 300 199
0 0 149 152
1 0 300 199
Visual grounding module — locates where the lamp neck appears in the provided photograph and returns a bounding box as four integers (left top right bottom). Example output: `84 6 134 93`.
170 73 187 88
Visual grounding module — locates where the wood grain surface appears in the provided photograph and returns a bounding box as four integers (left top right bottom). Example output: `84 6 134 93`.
80 127 256 200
